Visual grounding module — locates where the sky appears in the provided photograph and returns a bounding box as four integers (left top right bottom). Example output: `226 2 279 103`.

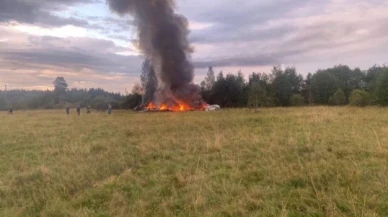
1 0 388 93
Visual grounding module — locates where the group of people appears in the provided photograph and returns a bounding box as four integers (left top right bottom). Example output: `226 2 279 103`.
66 104 112 115
6 104 113 115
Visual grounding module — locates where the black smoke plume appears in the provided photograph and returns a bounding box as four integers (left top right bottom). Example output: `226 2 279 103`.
107 0 207 109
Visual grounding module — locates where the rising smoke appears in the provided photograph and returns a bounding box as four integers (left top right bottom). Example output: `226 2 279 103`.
107 0 206 109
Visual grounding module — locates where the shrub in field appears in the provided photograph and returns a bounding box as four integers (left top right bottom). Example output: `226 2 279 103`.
290 94 305 107
328 96 335 106
350 89 372 107
329 89 347 105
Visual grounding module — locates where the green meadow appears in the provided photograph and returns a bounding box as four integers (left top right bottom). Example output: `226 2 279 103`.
1 107 387 216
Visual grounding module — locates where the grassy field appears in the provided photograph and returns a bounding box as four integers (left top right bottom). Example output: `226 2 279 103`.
0 107 388 217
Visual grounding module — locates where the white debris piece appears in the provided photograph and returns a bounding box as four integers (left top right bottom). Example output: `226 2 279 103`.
205 105 221 111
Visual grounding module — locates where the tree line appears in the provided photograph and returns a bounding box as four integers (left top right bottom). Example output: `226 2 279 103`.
0 77 124 111
2 63 388 111
131 60 388 108
198 64 388 107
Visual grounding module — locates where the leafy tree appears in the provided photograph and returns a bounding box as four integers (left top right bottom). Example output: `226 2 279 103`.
311 70 339 104
236 71 248 107
203 67 216 91
327 65 364 100
375 69 388 106
201 67 217 104
140 59 158 104
301 73 313 104
350 68 366 93
247 72 272 107
363 65 388 94
211 71 226 106
53 77 68 93
271 66 303 106
53 77 68 103
247 81 266 107
208 71 247 107
350 90 372 107
224 73 246 107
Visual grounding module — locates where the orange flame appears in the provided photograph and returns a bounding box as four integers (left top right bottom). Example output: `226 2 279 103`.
160 103 168 111
145 101 206 112
146 102 156 110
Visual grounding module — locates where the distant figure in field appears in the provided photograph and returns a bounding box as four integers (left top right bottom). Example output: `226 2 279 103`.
76 104 81 116
108 104 112 115
8 106 13 114
66 106 70 115
87 106 91 114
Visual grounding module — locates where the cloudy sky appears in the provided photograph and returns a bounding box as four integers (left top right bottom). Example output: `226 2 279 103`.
1 0 387 93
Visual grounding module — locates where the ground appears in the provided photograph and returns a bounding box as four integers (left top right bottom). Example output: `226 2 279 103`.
0 107 388 217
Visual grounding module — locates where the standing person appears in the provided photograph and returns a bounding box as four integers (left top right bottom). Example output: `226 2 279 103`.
108 104 112 115
66 106 70 115
8 106 13 115
87 105 91 114
76 104 81 116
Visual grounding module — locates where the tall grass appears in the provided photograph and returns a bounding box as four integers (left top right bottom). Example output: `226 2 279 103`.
0 107 387 216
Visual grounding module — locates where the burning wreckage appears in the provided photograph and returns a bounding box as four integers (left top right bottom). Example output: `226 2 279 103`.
134 86 220 112
136 103 220 112
136 102 220 112
137 85 220 112
107 0 220 112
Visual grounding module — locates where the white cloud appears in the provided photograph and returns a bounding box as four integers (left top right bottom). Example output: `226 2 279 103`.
14 25 88 38
189 22 213 30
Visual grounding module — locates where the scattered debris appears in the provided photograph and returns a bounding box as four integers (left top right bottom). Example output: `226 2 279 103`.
205 105 221 111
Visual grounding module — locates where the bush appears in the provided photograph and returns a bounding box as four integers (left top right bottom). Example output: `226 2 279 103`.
375 70 388 106
290 94 305 107
349 90 372 107
329 89 347 105
91 96 120 110
328 96 335 106
121 94 142 109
